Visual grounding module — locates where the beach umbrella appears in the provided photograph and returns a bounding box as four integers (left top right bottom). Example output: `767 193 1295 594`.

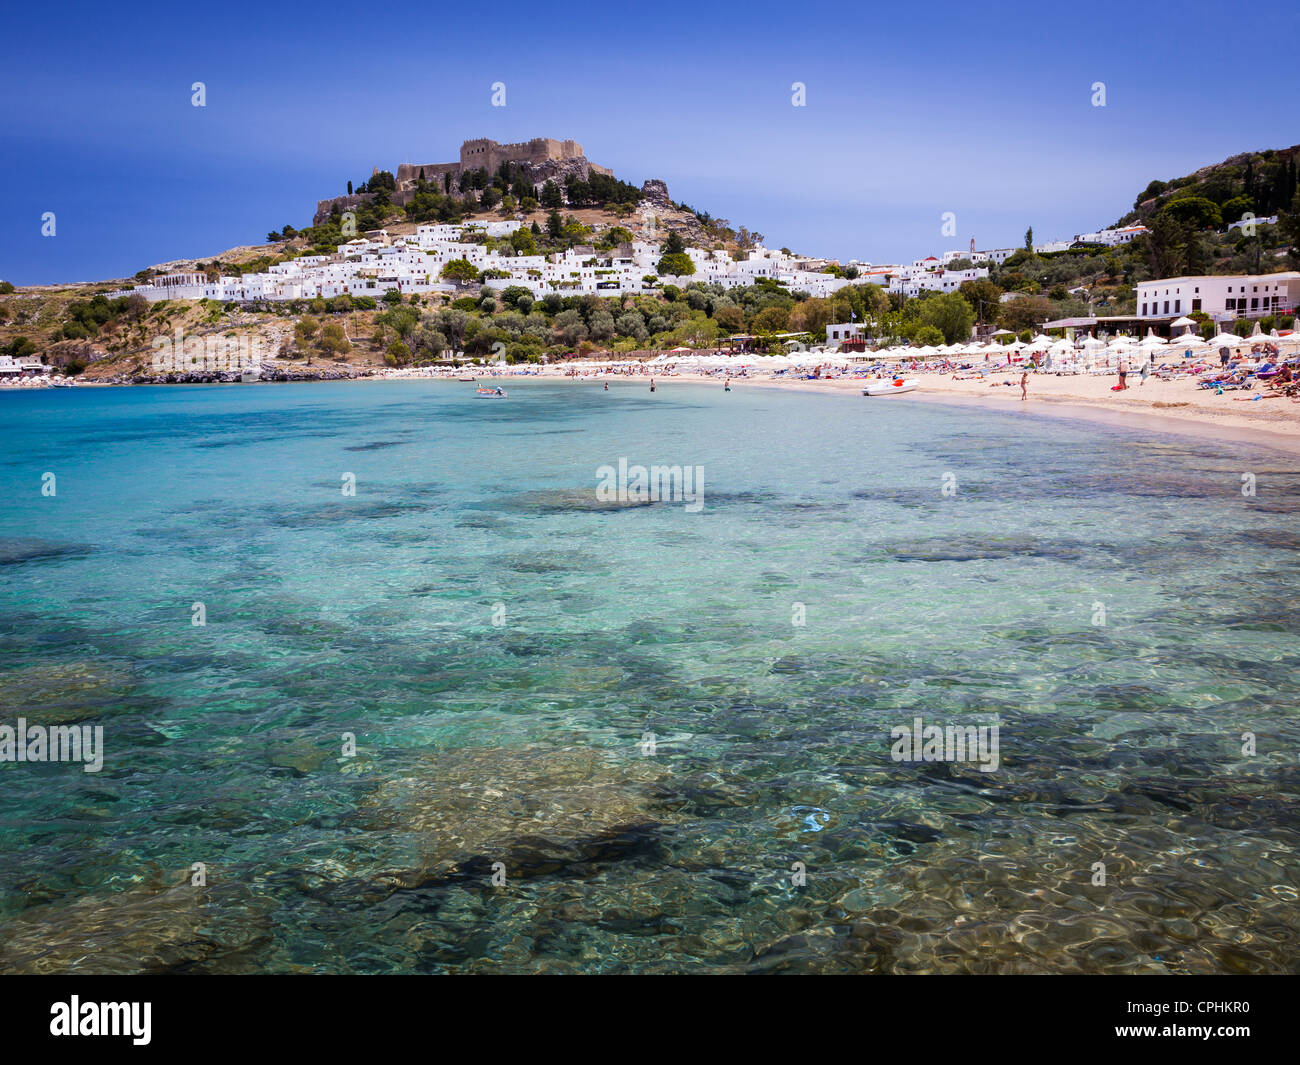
1207 332 1246 348
1172 336 1207 356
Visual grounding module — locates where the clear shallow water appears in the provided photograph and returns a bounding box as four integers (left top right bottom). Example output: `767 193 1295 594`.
1 379 1298 973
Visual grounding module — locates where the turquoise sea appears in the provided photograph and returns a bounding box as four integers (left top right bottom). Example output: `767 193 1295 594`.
1 379 1298 973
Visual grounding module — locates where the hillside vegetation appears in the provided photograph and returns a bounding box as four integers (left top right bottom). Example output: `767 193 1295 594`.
3 146 1300 376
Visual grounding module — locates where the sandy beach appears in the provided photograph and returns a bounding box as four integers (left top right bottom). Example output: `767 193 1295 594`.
707 369 1300 454
487 365 1300 454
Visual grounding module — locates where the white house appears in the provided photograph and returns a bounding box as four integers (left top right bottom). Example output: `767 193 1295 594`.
1134 272 1300 320
826 322 865 344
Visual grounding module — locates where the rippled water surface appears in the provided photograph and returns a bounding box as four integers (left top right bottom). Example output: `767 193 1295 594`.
1 380 1298 973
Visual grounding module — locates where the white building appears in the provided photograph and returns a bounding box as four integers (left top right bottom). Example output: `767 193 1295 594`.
888 266 988 298
0 354 48 376
1227 215 1278 232
826 322 864 344
1134 272 1300 321
1074 225 1147 246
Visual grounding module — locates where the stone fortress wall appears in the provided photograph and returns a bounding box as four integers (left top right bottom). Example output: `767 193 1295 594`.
316 138 614 225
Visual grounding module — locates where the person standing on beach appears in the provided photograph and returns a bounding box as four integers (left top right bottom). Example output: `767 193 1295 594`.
1219 345 1230 369
1139 357 1151 386
1020 372 1028 401
1117 358 1128 390
650 378 656 392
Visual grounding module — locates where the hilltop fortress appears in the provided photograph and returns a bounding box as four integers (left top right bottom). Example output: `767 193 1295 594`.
398 137 609 188
314 137 613 225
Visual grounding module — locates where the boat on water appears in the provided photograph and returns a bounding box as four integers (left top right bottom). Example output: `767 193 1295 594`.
458 376 476 382
475 387 507 398
863 378 918 397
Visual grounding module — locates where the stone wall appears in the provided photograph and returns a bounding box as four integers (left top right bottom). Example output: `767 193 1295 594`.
315 138 614 224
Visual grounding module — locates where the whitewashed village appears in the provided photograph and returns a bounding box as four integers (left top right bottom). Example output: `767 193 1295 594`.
4 136 1298 387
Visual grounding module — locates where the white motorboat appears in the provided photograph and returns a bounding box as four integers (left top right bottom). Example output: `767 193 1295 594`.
863 378 918 396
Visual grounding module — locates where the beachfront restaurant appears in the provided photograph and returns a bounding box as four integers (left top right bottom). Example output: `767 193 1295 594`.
0 355 49 377
1043 315 1153 338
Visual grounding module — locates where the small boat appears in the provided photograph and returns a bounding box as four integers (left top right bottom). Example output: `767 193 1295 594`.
458 376 476 382
475 387 507 398
863 378 918 397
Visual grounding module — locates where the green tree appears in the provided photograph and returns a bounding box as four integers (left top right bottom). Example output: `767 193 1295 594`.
713 305 745 333
1141 211 1190 277
440 259 481 284
1277 186 1300 268
657 252 695 276
1135 179 1166 207
385 339 410 367
540 180 563 209
918 292 975 344
510 227 537 255
553 308 588 346
751 305 790 333
616 311 648 342
319 322 351 356
996 295 1051 334
588 310 616 340
788 297 839 337
957 278 1003 325
1160 196 1222 229
294 316 319 348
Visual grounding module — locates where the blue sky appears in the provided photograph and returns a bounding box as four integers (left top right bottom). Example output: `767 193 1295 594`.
2 0 1295 285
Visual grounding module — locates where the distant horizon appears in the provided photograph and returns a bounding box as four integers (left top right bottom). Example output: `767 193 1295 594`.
3 0 1296 285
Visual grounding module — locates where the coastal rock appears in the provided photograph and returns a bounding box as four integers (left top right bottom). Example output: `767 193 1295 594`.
0 536 93 567
350 745 672 890
485 488 655 514
104 362 374 386
42 339 111 369
0 661 138 725
0 876 272 975
266 738 330 776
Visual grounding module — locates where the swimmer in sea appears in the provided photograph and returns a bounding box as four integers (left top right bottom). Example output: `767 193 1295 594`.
650 378 656 392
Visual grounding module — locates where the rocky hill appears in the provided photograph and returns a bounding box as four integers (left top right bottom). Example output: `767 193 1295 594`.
1118 144 1299 228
